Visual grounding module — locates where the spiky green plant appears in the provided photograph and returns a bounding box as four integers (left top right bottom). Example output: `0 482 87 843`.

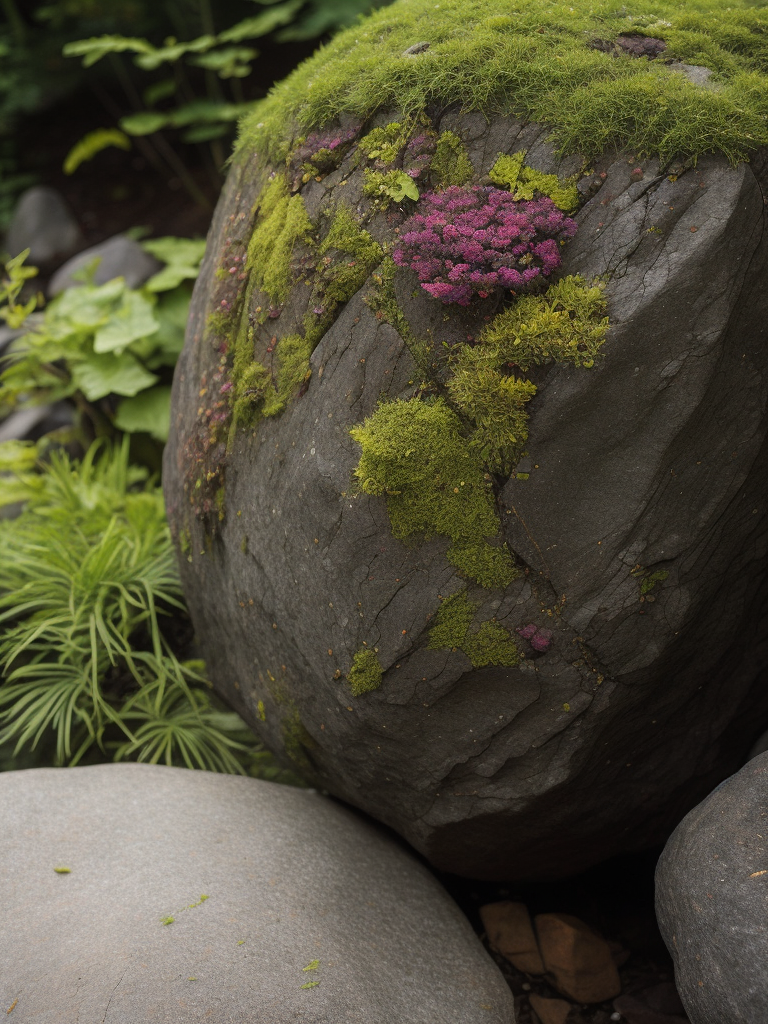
0 438 282 775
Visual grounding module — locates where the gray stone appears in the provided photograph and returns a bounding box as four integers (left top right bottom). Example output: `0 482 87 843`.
0 763 514 1023
666 62 719 90
164 108 768 879
656 753 768 1024
48 234 162 296
4 186 83 265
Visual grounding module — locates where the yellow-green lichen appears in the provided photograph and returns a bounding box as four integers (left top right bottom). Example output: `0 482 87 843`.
358 121 410 164
448 275 609 473
347 647 383 696
237 0 768 167
432 130 474 187
489 151 579 212
281 705 315 770
351 397 517 589
640 569 669 594
428 590 521 667
362 168 420 206
246 172 314 307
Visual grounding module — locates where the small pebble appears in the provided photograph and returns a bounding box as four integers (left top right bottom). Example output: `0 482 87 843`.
522 982 531 991
610 1014 622 1022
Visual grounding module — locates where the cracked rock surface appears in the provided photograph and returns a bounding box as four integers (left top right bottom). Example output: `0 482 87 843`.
0 764 513 1023
164 109 768 879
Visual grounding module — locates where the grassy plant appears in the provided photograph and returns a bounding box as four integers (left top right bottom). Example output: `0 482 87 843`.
0 439 286 776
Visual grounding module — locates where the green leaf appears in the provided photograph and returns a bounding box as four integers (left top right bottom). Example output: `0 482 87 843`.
113 386 172 441
63 129 131 176
133 35 217 70
63 35 155 68
218 2 304 43
181 124 230 144
93 291 158 354
55 278 125 328
120 111 168 136
387 171 420 201
142 238 206 293
72 352 158 400
189 47 257 79
143 78 177 108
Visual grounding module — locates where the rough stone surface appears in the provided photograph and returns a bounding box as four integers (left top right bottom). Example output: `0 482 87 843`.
656 752 768 1024
0 763 514 1023
4 186 83 264
164 102 768 879
480 901 545 975
534 913 621 1003
47 233 162 296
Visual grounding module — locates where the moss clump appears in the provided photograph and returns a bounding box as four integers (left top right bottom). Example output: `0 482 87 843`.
281 705 315 771
432 130 474 187
347 647 383 695
448 276 608 473
362 168 420 206
246 172 314 307
641 569 669 594
489 151 579 212
237 0 768 167
428 590 521 667
358 122 410 164
350 397 517 589
318 205 384 307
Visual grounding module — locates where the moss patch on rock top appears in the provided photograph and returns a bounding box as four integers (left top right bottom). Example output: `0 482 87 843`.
238 0 768 166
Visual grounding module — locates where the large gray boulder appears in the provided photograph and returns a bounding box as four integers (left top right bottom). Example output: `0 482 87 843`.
47 233 162 296
0 763 514 1023
164 98 768 879
655 753 768 1023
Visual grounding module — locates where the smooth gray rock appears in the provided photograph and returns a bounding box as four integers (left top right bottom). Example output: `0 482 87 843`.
164 106 768 880
656 754 768 1023
0 763 514 1024
47 234 162 296
4 186 83 264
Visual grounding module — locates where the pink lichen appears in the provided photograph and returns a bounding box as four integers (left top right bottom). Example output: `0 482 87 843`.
392 186 577 305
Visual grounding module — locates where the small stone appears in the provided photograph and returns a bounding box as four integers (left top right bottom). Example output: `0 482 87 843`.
47 234 162 296
4 186 83 265
529 993 572 1024
613 985 688 1024
480 901 545 975
534 913 621 1003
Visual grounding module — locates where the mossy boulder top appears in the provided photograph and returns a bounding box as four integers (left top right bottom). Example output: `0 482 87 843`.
164 0 768 879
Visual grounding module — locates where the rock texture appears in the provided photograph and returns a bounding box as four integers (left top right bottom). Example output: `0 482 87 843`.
656 753 768 1024
4 186 83 264
0 763 514 1023
164 103 768 879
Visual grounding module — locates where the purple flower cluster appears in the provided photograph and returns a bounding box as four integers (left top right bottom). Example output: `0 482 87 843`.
403 132 436 180
516 623 553 652
392 186 578 305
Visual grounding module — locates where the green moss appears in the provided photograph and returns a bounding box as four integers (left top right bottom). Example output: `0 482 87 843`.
365 256 431 371
256 699 266 721
347 647 383 696
447 276 609 473
428 590 521 667
245 172 314 307
237 0 768 167
318 205 384 305
432 130 474 187
476 276 609 372
358 121 409 163
350 397 517 589
489 151 579 212
641 569 669 594
281 705 315 770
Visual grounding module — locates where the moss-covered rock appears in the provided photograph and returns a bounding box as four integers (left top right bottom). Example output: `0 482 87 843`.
165 0 768 880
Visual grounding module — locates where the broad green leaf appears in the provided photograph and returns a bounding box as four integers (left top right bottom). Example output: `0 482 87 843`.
72 352 158 400
143 238 205 293
387 171 420 201
167 100 252 127
181 124 231 143
63 35 155 68
133 35 217 70
55 278 125 328
93 291 158 354
114 386 172 441
120 111 168 136
64 129 131 175
218 2 304 43
276 0 374 41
